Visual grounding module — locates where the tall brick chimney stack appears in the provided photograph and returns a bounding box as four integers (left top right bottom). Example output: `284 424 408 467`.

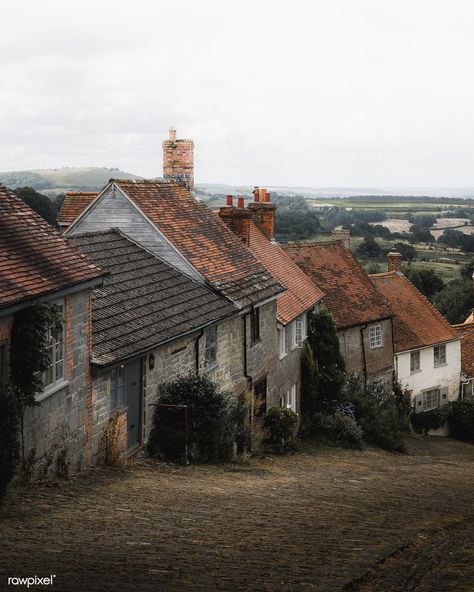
162 127 194 191
218 196 252 246
388 250 403 272
331 229 350 249
247 187 277 239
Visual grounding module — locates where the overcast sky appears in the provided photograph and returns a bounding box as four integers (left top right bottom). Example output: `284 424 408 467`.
1 0 474 187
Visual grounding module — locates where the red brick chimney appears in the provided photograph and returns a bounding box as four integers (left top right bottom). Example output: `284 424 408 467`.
331 229 350 249
218 195 252 246
247 187 277 239
162 127 194 191
388 250 403 272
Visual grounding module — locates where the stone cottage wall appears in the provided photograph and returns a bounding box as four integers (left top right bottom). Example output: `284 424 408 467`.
22 289 92 479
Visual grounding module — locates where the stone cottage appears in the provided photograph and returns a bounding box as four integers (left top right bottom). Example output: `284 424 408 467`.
70 228 246 458
370 253 461 413
283 237 395 387
218 190 324 413
65 179 285 414
0 184 104 478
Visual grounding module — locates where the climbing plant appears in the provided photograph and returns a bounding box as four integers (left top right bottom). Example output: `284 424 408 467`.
8 302 64 481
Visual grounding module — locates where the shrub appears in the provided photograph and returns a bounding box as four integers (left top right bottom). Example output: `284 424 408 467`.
0 385 20 500
448 400 474 441
411 406 450 433
346 377 408 453
314 412 364 450
264 407 298 451
148 375 237 463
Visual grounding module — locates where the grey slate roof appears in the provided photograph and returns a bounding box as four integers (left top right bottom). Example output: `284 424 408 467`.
69 229 239 366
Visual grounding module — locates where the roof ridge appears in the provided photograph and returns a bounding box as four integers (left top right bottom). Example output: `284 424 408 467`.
112 178 178 185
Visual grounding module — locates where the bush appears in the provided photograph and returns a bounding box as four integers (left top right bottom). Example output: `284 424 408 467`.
264 407 298 451
148 375 237 463
411 406 450 433
346 377 408 453
0 385 20 500
448 400 474 441
314 412 364 450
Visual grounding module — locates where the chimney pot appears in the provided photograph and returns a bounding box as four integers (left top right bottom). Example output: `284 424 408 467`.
259 188 266 201
253 187 260 202
387 250 403 272
265 190 271 203
237 196 245 209
226 195 233 207
169 127 177 141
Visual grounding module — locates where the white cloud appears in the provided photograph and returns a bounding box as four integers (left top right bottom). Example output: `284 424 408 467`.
1 0 474 186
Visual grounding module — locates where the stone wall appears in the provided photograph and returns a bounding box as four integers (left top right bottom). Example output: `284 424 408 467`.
22 289 92 479
338 319 394 385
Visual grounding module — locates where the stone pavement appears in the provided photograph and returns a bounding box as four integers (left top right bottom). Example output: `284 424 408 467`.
1 436 474 592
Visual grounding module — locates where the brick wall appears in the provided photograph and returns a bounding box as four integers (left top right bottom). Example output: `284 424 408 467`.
22 289 93 479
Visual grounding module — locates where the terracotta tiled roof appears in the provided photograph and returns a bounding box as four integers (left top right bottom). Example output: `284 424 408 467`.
248 223 323 325
283 241 392 329
70 230 238 366
370 271 458 353
0 185 103 310
453 321 474 377
57 192 99 225
114 180 284 307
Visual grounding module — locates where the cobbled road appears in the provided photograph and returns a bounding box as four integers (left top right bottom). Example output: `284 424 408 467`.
1 437 474 592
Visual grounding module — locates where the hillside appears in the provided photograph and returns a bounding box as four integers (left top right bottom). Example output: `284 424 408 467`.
0 167 142 195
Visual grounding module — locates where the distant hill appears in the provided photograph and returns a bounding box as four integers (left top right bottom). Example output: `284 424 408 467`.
0 167 142 195
195 183 474 199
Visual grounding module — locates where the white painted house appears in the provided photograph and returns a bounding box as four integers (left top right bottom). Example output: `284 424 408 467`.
370 255 461 414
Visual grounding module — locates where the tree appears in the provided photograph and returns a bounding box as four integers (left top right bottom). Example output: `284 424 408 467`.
301 307 346 420
439 228 464 248
14 187 57 227
356 236 382 259
393 242 417 261
402 266 444 298
409 224 435 243
432 279 474 324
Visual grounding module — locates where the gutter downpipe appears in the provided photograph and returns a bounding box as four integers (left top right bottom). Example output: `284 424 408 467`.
243 309 253 390
195 329 204 374
360 324 368 390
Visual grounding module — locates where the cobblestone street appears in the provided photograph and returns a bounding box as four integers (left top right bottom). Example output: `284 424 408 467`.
1 437 474 592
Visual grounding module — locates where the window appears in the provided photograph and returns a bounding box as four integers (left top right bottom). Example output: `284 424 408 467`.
110 365 125 411
410 350 420 373
279 325 286 358
251 307 260 344
42 301 65 390
434 345 446 367
422 388 440 411
204 325 218 368
295 315 306 348
369 324 382 349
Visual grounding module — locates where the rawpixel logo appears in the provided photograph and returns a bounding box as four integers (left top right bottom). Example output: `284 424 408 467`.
7 575 56 588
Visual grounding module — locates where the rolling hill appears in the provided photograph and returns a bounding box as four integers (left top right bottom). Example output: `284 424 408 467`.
0 167 142 195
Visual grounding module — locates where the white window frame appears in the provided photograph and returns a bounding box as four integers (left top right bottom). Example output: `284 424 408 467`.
410 350 420 373
369 324 383 349
204 325 218 369
40 300 66 398
295 315 306 348
422 387 440 411
279 325 287 359
433 344 447 367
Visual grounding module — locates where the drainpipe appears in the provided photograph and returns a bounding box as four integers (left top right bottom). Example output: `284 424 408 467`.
360 324 368 390
195 329 204 374
243 311 253 390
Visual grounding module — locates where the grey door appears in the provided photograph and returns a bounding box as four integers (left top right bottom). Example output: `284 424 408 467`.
125 358 142 450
